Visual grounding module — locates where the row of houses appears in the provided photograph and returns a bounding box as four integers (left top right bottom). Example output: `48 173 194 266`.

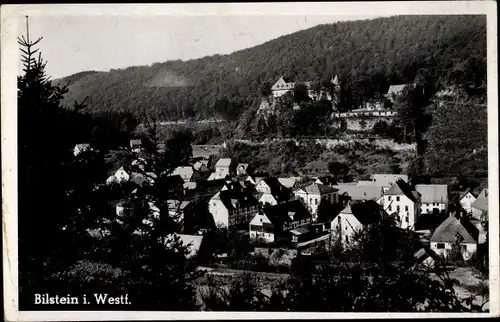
75 140 488 264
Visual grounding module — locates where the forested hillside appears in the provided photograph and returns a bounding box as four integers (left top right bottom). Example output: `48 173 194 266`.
58 15 486 122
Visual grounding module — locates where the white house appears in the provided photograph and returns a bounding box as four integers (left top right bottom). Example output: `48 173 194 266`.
471 188 488 221
459 190 477 214
430 215 479 260
369 174 409 193
330 201 384 247
214 158 233 179
415 184 449 214
377 179 421 230
270 75 339 101
293 183 339 219
73 143 91 156
236 163 249 176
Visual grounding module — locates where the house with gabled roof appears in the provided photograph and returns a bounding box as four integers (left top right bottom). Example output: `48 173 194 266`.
214 158 233 179
430 215 479 260
256 177 292 206
330 200 385 247
471 188 488 221
377 179 421 230
293 183 339 219
249 200 312 243
415 184 449 215
459 189 476 215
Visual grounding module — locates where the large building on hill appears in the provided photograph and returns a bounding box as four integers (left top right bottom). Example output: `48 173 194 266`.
270 74 341 102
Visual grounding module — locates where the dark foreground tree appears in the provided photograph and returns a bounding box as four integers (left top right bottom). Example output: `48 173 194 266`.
17 20 202 310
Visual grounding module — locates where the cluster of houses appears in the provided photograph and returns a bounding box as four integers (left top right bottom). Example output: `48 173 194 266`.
74 139 489 266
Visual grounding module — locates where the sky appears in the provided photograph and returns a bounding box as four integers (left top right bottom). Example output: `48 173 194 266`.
17 14 385 79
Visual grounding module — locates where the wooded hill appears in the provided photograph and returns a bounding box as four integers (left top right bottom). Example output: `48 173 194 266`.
56 15 486 123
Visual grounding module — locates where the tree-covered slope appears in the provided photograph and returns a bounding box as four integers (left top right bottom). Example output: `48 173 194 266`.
59 15 486 122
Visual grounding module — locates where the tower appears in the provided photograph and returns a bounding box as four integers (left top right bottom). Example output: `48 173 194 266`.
331 74 341 111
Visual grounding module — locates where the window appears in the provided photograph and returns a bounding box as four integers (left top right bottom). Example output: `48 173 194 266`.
260 218 263 223
388 205 392 211
310 198 313 204
345 226 348 231
315 199 318 205
388 196 392 201
460 245 466 252
406 216 409 223
405 205 408 211
397 205 400 212
345 236 349 243
437 243 445 249
396 196 400 201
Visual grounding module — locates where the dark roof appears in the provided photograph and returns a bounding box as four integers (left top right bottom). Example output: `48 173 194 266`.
430 216 479 244
218 189 258 211
333 200 385 226
385 179 420 203
262 200 311 227
262 177 292 202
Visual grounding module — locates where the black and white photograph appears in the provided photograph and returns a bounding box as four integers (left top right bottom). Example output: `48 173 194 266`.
2 2 499 320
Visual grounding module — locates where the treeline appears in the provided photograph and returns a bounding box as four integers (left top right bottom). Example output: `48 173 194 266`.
58 15 486 122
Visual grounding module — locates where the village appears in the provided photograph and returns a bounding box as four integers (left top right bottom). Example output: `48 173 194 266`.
73 86 489 298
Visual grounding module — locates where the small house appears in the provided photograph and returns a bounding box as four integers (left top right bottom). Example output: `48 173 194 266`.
330 200 384 247
430 215 479 260
415 184 449 215
377 179 421 230
214 158 233 179
459 189 477 215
